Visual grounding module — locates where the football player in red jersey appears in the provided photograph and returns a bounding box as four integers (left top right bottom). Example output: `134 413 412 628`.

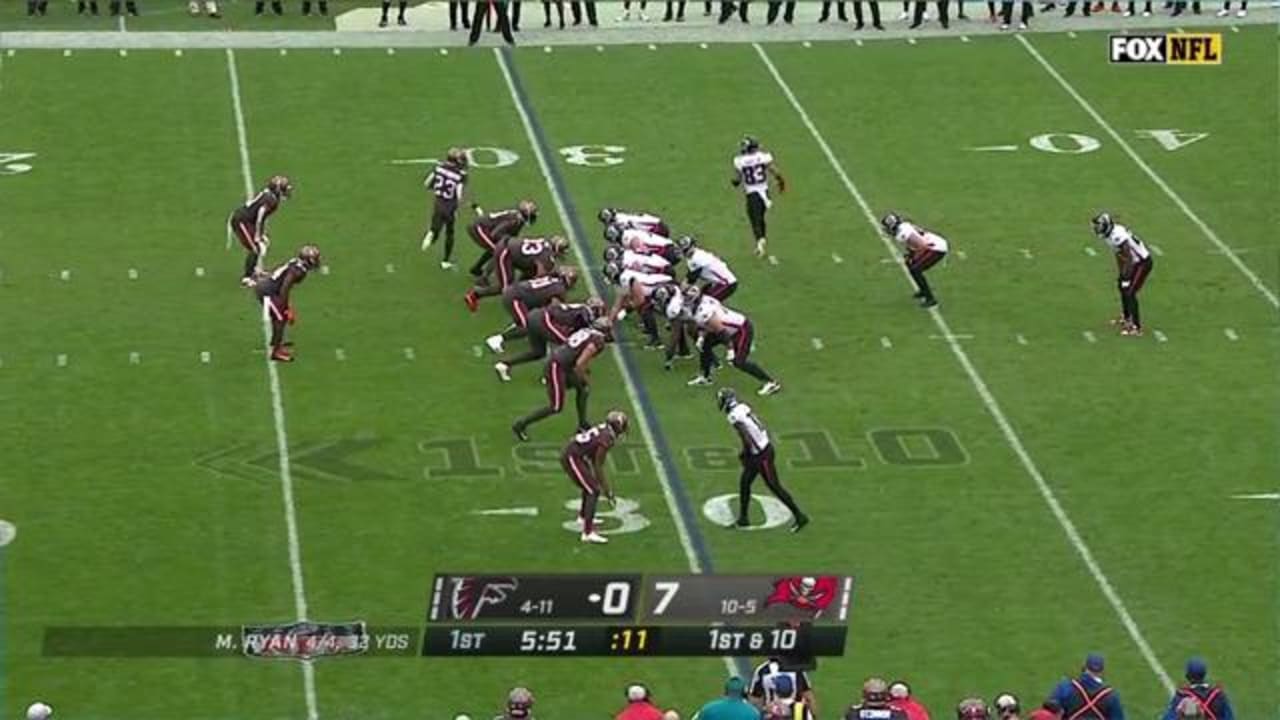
499 687 536 720
467 200 538 280
485 268 579 353
561 410 629 544
252 245 322 363
512 324 610 441
229 175 292 287
465 235 568 308
492 297 605 381
420 148 468 270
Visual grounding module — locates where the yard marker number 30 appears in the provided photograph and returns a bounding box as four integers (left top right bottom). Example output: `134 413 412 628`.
0 152 35 175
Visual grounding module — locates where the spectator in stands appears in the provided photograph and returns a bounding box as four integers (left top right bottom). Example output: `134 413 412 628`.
766 0 796 23
957 698 991 720
909 0 949 28
1049 653 1124 720
999 0 1031 28
379 0 409 25
818 1 848 20
851 2 884 28
1027 699 1062 720
718 0 750 23
469 0 516 44
889 681 931 720
993 694 1021 720
1161 658 1234 720
847 678 907 720
696 677 761 720
617 684 665 720
569 0 600 24
450 0 471 28
1216 1 1246 16
542 0 565 26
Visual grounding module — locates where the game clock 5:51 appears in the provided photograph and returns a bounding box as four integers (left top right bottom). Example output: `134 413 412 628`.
518 629 578 653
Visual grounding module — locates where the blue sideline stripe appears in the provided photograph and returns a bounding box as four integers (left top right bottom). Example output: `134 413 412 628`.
500 48 753 680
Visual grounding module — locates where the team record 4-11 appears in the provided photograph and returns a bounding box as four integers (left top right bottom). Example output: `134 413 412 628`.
421 573 853 657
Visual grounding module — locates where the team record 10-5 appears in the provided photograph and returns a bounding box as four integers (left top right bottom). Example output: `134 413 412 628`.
421 573 854 657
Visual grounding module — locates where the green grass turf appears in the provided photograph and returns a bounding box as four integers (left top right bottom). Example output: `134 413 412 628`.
1 29 1276 720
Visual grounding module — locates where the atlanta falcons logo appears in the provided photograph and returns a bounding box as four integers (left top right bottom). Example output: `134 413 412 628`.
449 576 520 620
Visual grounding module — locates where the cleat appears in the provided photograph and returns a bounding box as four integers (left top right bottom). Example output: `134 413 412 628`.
789 514 810 533
674 351 695 360
494 362 512 382
580 531 609 544
485 334 505 354
270 347 294 363
378 16 388 26
440 261 455 270
755 238 767 257
758 381 782 396
1018 21 1028 27
920 297 938 308
725 348 736 362
1236 8 1246 16
1110 316 1127 326
735 517 751 528
464 291 479 313
421 231 434 250
1142 8 1151 14
687 375 713 387
512 424 530 442
1120 324 1144 337
240 277 255 288
642 339 663 351
397 16 407 25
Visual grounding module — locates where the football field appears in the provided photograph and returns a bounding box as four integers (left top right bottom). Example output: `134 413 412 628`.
0 24 1276 720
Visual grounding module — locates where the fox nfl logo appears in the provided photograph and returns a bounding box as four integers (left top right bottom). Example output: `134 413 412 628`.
1109 33 1222 65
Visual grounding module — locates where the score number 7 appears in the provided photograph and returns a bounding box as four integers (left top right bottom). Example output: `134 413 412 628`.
651 581 680 616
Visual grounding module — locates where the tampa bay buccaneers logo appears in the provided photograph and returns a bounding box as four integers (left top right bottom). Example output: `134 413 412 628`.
449 576 519 620
764 576 839 616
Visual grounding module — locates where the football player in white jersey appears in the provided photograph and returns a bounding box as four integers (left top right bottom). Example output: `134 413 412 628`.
677 236 738 300
687 286 782 396
599 207 670 238
1092 212 1154 336
603 244 673 277
606 224 680 264
717 388 808 531
880 211 949 308
604 261 675 348
651 284 696 369
732 136 787 258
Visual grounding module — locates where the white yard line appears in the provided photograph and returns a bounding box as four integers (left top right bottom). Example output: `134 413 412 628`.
224 48 320 720
494 48 736 678
1018 34 1279 312
754 42 1177 694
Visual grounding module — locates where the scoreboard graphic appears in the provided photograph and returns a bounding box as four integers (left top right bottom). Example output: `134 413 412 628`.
423 573 854 657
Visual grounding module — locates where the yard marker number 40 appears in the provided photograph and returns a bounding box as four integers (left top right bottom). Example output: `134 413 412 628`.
0 152 35 175
1022 131 1207 154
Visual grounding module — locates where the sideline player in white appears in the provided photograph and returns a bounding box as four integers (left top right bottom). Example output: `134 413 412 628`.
717 387 808 531
732 136 786 258
880 212 950 308
1092 212 1154 337
677 236 738 300
687 286 782 396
